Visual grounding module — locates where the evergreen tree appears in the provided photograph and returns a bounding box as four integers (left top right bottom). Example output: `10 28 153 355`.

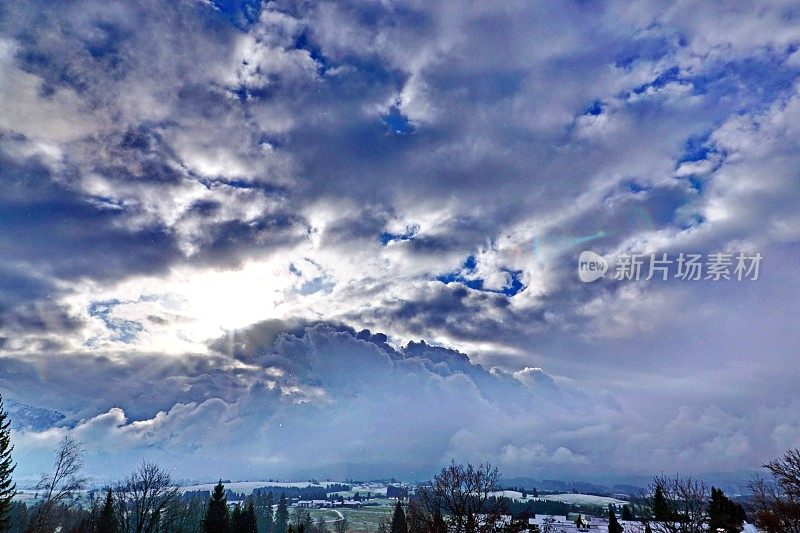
97 488 119 533
390 500 407 533
653 485 671 521
621 505 633 521
708 487 746 533
9 501 27 533
244 499 259 533
291 508 313 531
0 395 15 531
608 507 623 533
232 503 244 531
301 509 313 531
204 481 231 533
257 491 275 533
274 493 289 533
290 507 303 529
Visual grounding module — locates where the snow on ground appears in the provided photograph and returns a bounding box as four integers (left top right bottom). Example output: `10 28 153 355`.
12 490 41 503
180 481 345 494
489 490 529 500
328 483 389 498
488 491 628 506
538 493 628 506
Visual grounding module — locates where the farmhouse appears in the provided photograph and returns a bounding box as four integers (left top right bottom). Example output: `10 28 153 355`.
295 499 333 508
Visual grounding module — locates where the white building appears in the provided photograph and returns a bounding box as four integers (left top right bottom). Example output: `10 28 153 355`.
295 499 334 508
528 514 666 533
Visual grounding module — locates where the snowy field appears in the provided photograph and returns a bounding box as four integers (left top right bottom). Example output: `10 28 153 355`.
489 490 628 506
180 481 344 494
180 481 390 497
538 493 628 506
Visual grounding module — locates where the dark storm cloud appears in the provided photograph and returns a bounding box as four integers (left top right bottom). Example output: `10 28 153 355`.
0 349 257 421
9 320 795 482
0 145 180 281
5 322 611 481
0 138 181 346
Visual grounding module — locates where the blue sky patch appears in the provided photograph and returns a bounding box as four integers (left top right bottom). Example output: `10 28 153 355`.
383 106 415 134
380 225 419 245
87 299 143 343
437 257 524 296
208 0 261 29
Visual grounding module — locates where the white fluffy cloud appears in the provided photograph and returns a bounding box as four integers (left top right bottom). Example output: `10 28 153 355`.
0 0 799 484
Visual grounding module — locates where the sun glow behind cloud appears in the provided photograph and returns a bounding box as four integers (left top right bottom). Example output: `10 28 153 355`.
0 0 799 482
63 259 296 354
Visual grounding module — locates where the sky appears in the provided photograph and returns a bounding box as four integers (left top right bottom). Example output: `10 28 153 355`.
0 0 799 486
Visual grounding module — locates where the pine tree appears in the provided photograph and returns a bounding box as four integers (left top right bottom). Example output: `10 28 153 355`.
243 499 259 533
390 500 407 533
258 491 274 533
301 509 313 531
653 485 671 521
275 493 289 533
204 481 231 533
0 395 15 531
621 505 633 521
97 488 119 533
608 506 623 533
708 487 746 533
232 503 244 531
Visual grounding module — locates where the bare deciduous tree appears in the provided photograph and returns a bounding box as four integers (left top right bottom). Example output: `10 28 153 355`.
411 460 503 533
333 516 349 533
750 448 800 533
113 462 181 533
642 474 709 533
165 495 205 533
25 436 88 533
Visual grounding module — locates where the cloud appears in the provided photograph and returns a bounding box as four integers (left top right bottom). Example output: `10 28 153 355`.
0 0 799 483
6 321 800 485
6 323 612 481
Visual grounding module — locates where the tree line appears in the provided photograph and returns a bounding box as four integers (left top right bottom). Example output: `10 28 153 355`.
0 395 402 533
